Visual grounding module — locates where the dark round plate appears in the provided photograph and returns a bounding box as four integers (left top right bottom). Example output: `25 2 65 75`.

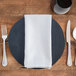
8 18 65 66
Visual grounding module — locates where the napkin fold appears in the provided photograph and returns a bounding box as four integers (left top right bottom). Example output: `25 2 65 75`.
24 14 52 69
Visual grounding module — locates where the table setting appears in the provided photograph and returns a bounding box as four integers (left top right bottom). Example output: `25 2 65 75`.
0 15 76 73
0 0 76 75
0 14 75 69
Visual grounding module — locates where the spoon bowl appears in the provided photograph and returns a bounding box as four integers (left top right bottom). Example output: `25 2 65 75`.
73 27 76 40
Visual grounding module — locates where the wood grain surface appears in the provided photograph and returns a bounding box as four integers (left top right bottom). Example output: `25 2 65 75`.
0 0 76 76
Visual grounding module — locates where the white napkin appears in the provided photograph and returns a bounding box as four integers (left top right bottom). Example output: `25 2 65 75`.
24 15 52 69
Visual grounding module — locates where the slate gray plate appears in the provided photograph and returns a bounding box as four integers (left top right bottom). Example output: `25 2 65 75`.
8 18 65 67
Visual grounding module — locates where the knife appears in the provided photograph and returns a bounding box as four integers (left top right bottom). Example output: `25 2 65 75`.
66 20 72 66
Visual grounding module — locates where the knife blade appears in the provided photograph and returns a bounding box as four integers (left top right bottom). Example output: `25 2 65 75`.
66 20 72 66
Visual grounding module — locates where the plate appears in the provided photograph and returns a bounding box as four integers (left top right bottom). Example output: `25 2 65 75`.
8 18 65 66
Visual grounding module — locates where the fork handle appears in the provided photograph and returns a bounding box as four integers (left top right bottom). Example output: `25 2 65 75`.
2 39 7 66
67 42 72 66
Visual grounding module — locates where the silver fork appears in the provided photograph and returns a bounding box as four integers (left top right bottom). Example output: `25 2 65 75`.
1 25 7 66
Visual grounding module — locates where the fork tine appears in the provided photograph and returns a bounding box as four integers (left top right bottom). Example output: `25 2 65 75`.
1 25 7 35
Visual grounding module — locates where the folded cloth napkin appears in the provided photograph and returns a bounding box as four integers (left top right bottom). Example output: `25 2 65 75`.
24 14 52 69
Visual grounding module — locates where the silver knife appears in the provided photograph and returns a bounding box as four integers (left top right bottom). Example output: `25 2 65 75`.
66 20 72 66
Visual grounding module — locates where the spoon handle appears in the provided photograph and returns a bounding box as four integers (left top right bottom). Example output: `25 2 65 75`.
75 49 76 66
67 42 72 66
75 56 76 66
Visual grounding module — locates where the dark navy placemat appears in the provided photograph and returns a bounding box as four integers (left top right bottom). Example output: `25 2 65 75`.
8 18 65 67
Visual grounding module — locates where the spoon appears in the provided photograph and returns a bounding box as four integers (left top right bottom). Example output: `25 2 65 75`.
73 27 76 65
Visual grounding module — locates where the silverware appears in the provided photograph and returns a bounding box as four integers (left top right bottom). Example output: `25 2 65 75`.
1 25 8 66
75 49 76 66
73 27 76 65
66 20 72 66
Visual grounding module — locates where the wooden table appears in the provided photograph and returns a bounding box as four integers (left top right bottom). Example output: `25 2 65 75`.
0 0 76 76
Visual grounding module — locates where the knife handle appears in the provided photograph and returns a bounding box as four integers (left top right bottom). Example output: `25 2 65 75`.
67 42 72 66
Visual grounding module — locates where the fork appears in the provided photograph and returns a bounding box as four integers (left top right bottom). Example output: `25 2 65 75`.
1 25 7 66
